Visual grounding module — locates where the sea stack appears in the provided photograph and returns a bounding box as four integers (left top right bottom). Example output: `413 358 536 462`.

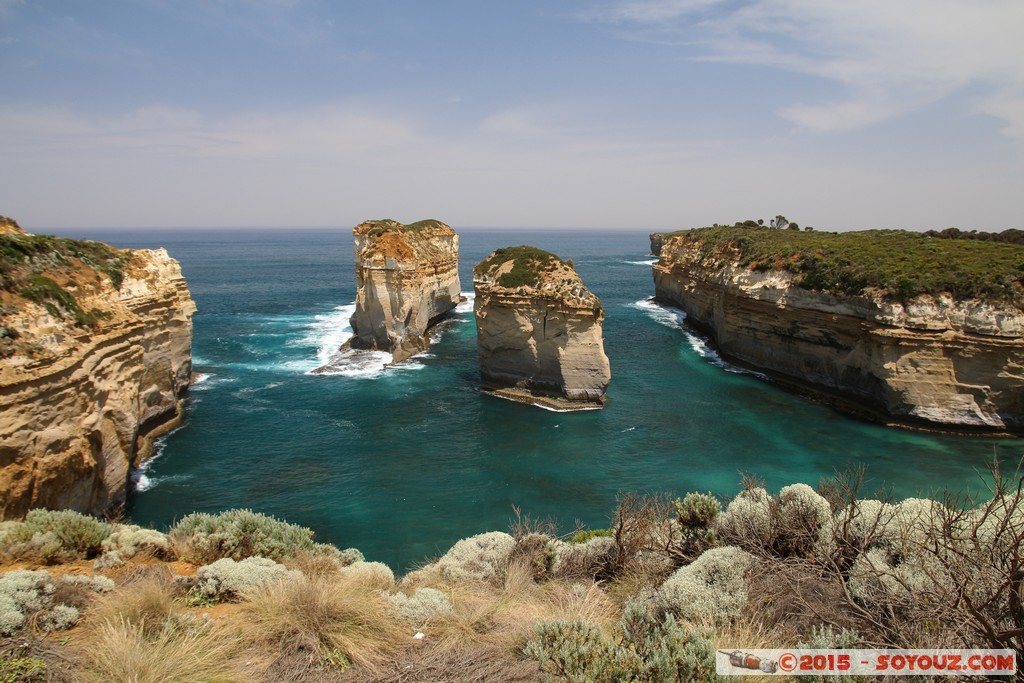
473 246 611 410
652 225 1024 433
0 216 195 519
349 219 461 363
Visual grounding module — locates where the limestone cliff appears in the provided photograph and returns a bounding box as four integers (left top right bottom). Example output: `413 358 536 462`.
652 228 1024 433
0 221 195 518
649 232 670 257
474 246 610 410
348 219 461 364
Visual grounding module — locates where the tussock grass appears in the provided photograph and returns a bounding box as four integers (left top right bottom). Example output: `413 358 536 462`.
417 559 618 658
239 571 406 675
88 572 178 634
81 616 242 683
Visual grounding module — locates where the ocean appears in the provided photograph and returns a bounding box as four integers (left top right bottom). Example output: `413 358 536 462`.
55 227 1023 572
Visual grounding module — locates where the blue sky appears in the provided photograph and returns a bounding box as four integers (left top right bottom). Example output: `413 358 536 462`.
1 0 1022 230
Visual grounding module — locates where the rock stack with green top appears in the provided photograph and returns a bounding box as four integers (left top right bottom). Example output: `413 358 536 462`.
473 246 611 410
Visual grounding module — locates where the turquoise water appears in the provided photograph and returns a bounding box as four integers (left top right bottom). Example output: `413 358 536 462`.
57 228 1022 571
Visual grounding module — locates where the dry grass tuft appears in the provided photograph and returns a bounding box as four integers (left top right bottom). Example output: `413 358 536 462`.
80 615 242 683
88 570 179 633
239 571 407 677
416 559 618 662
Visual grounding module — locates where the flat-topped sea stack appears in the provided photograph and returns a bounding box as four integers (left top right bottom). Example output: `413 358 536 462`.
652 224 1024 433
473 246 611 410
0 216 195 518
349 219 461 363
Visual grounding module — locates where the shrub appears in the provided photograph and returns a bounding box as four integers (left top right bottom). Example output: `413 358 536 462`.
675 493 721 529
101 525 171 559
525 599 718 682
777 484 831 556
659 546 754 626
552 536 616 580
716 488 776 553
169 509 316 563
0 509 113 563
37 604 79 632
0 569 109 635
673 493 722 559
570 528 613 545
387 587 453 627
433 532 515 583
195 557 300 600
0 570 53 635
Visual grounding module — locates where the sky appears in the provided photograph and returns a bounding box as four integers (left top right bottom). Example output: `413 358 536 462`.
1 0 1022 231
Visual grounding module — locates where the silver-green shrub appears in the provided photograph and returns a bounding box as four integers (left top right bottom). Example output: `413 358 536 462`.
387 587 453 627
777 484 831 556
675 492 721 529
434 532 515 583
0 569 108 634
196 556 300 598
0 570 54 634
796 625 863 683
715 488 776 552
525 599 718 682
59 574 115 593
659 546 754 626
170 509 316 563
101 524 171 558
0 509 113 563
37 604 79 632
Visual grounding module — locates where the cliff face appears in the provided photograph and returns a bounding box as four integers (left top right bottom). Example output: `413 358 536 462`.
0 223 195 519
652 232 1024 432
474 246 611 410
348 219 461 364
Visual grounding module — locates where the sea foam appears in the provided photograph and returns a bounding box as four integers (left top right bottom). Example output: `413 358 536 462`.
629 299 766 378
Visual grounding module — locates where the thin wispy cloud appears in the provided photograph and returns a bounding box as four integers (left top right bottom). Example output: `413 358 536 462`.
590 0 1024 135
0 103 418 159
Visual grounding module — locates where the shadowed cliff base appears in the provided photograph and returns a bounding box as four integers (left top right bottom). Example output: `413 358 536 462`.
482 385 606 412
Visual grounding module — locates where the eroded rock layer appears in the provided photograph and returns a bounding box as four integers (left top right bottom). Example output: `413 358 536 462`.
474 246 610 410
349 219 461 363
652 232 1024 432
1 220 195 518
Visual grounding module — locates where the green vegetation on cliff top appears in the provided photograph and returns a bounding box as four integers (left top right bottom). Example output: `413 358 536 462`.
0 233 130 327
474 245 566 289
668 224 1024 305
357 218 449 236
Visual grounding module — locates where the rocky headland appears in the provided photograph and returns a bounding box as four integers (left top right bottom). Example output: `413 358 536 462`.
0 216 195 519
652 224 1024 433
473 246 610 410
347 219 461 364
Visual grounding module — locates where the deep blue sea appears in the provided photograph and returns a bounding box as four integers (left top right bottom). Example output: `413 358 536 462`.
55 227 1024 572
